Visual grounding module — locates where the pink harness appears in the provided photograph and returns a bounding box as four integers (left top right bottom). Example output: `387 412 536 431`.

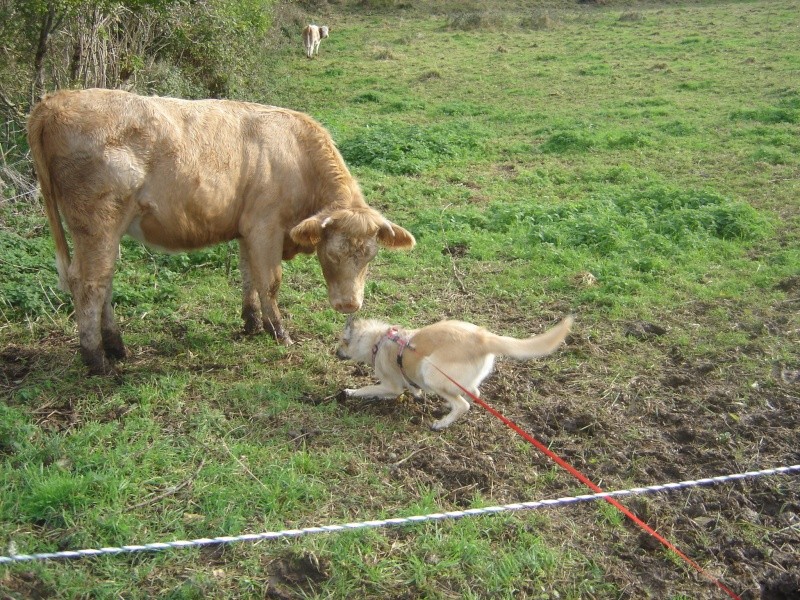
372 326 420 389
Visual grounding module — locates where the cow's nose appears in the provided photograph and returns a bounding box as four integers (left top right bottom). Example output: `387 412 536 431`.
334 300 360 314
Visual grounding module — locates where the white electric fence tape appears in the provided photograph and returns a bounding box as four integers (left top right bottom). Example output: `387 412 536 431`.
2 464 798 564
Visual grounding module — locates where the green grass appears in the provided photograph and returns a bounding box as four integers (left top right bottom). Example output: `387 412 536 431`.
2 0 799 598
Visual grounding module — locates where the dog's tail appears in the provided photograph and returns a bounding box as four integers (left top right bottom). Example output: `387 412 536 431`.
484 316 574 360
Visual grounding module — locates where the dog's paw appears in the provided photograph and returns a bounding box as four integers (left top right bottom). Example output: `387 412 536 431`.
430 419 450 431
343 389 357 397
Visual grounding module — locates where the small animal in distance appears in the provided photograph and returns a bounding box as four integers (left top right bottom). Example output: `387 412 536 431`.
303 24 329 58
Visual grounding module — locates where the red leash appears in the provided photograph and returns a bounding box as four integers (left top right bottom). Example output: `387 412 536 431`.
429 363 741 600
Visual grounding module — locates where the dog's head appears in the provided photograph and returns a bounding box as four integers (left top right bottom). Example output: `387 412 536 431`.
336 316 387 362
335 315 358 360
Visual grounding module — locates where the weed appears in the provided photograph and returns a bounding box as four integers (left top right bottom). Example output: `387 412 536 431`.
339 121 481 175
596 502 624 527
730 107 799 125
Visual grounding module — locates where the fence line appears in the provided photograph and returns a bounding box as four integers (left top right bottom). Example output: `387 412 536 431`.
2 463 798 564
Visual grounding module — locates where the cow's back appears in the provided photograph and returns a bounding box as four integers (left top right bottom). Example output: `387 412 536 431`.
28 89 359 251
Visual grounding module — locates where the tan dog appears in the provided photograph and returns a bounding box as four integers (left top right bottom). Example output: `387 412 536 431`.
336 316 573 430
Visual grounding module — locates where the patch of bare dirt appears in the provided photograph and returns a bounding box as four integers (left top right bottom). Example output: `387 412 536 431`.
0 570 54 600
0 345 36 386
264 551 331 599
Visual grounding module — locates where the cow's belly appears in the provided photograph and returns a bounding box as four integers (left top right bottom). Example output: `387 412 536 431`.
126 202 239 252
126 216 184 253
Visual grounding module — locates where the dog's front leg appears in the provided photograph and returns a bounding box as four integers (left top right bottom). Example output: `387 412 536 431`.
345 383 404 399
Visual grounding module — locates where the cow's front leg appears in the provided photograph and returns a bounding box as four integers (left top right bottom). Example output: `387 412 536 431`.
261 266 293 345
101 281 127 360
239 242 263 335
240 236 293 345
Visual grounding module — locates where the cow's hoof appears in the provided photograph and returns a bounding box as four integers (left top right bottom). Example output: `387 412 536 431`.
263 320 291 344
243 317 263 336
81 350 114 376
102 336 128 360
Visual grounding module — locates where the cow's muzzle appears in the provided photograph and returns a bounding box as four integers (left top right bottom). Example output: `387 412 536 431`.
332 299 361 314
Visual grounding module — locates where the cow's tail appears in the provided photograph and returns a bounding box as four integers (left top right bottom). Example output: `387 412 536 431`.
482 316 574 360
27 100 71 292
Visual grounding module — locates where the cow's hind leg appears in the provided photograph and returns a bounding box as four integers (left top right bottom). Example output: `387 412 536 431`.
69 234 120 375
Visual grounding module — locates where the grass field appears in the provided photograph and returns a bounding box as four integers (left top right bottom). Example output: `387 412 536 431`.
1 1 799 598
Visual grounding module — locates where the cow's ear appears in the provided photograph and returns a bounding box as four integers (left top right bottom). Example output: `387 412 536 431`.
290 216 325 247
378 221 416 250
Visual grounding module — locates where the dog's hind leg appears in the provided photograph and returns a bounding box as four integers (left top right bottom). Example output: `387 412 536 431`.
431 393 471 430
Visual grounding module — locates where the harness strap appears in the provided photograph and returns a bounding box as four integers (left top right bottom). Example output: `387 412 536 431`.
377 326 421 390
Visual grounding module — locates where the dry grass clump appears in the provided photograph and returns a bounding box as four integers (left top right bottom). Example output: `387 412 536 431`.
355 0 403 8
371 46 398 60
521 11 559 30
419 69 441 81
445 10 508 31
619 11 644 22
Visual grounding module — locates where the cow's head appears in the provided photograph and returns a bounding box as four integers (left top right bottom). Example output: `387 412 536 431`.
290 207 415 313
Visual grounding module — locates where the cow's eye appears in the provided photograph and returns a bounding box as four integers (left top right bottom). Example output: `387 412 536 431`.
323 240 346 261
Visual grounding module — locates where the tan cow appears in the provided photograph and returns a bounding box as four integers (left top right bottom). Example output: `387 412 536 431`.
302 24 329 58
27 88 415 375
